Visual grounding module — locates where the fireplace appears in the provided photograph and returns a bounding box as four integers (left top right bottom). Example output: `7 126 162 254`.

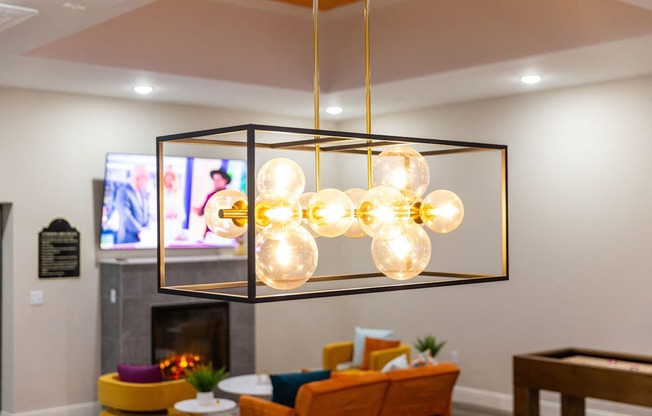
100 257 254 377
152 302 229 379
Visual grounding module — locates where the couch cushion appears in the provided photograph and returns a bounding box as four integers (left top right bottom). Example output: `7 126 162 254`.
116 364 163 383
378 363 460 416
239 395 295 416
353 326 395 368
362 337 400 370
270 369 331 408
381 353 409 373
295 372 389 416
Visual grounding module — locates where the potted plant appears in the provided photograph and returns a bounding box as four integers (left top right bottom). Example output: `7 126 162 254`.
414 335 446 365
184 362 229 406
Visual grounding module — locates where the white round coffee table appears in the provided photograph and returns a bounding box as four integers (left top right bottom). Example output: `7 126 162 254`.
174 398 236 415
218 374 272 396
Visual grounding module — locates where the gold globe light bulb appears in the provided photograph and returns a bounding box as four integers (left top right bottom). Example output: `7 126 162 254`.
307 189 354 238
371 220 431 280
420 189 464 234
357 185 409 237
204 189 248 238
255 225 318 290
372 146 430 203
254 189 302 239
343 188 366 238
299 192 320 238
256 158 306 197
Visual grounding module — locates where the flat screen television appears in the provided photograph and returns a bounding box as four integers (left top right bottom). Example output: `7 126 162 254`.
100 152 247 250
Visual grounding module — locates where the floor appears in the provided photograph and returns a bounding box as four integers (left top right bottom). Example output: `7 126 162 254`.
102 403 510 416
454 402 510 416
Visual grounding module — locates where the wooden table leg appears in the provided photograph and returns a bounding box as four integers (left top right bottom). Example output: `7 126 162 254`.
514 385 539 416
561 395 585 416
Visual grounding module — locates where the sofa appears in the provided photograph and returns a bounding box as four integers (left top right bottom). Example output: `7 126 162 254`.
239 362 460 416
97 372 195 412
323 340 411 372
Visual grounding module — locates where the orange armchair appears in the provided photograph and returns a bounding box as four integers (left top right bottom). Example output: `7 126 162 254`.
322 340 411 372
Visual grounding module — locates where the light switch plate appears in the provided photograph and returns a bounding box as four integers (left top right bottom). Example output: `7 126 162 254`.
30 290 44 306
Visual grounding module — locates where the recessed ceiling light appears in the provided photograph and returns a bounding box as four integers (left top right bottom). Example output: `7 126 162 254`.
326 106 343 115
62 2 86 11
133 85 153 94
520 75 542 85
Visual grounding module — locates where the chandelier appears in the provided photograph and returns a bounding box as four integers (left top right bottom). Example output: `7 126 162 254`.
156 0 508 303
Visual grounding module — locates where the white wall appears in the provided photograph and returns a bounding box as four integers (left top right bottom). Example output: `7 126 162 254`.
0 87 314 414
255 75 652 415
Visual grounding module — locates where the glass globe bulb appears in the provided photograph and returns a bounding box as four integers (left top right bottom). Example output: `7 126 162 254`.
357 185 409 237
256 158 305 197
372 146 430 203
204 189 248 238
420 189 464 233
371 220 431 280
255 225 318 290
307 189 354 238
254 189 302 238
299 192 320 238
343 188 366 238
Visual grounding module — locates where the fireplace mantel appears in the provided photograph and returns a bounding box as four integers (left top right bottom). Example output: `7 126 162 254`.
100 257 254 376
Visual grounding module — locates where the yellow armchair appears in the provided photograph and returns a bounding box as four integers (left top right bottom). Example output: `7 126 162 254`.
98 372 195 412
323 341 411 372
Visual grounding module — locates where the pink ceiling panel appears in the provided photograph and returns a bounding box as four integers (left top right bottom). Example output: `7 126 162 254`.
321 0 652 90
27 0 315 90
25 0 652 92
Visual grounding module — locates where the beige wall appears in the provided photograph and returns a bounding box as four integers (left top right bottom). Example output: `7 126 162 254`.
255 75 652 414
0 87 313 414
1 74 651 414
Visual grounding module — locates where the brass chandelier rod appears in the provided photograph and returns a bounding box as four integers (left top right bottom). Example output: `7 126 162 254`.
313 0 373 191
364 0 373 189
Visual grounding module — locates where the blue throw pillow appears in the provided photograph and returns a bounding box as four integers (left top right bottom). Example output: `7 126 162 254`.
352 326 395 368
270 370 331 408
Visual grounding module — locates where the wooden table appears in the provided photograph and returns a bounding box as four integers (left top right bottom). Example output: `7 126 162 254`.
514 347 652 416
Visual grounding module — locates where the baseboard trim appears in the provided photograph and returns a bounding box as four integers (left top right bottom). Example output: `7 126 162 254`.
453 385 638 416
1 402 99 416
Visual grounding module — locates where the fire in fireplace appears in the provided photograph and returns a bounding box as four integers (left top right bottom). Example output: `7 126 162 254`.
159 353 203 379
151 302 229 379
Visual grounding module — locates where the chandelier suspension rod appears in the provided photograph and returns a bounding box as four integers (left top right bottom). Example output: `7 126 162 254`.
313 0 321 191
365 0 372 189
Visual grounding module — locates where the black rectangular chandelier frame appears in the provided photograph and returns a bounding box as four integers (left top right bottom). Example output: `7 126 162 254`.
157 123 509 303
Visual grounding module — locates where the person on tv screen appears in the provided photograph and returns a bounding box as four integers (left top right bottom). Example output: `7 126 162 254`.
115 164 150 244
197 168 231 235
163 166 186 241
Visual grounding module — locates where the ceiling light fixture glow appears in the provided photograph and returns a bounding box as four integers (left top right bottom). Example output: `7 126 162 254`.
133 85 153 94
520 75 542 85
326 106 343 115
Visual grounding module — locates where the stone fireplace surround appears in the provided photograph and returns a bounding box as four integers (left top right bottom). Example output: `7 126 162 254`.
100 256 254 376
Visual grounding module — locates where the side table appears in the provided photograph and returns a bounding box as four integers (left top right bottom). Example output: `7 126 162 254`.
218 374 272 396
174 398 236 415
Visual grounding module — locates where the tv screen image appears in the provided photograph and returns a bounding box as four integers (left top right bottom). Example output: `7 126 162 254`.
100 153 247 250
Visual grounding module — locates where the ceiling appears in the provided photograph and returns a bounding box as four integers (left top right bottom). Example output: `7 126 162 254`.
0 0 651 120
269 0 362 10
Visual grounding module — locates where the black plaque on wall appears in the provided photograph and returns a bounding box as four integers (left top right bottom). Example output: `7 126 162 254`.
39 218 80 278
